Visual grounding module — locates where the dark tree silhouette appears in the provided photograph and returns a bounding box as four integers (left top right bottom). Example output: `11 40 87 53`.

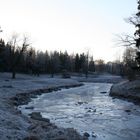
0 30 97 77
118 0 140 71
0 39 6 71
89 56 95 72
75 53 80 72
135 0 140 67
7 34 30 78
49 51 60 77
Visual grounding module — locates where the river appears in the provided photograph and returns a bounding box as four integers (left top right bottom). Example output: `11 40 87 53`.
20 83 140 140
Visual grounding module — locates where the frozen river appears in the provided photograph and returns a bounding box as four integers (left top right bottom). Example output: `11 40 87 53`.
20 83 140 140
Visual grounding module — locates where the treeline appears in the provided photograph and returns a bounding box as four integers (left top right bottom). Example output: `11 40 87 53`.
0 36 95 78
0 33 139 80
90 51 140 79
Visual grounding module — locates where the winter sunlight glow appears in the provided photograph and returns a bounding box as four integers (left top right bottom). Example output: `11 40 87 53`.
0 0 137 61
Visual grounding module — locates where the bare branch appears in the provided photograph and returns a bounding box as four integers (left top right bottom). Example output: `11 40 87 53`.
125 15 140 26
115 34 136 47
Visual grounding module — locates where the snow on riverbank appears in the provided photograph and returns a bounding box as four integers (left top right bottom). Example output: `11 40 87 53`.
0 72 127 140
0 73 86 140
110 79 140 104
20 82 140 140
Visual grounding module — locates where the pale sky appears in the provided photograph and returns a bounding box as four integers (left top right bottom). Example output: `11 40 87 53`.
0 0 137 62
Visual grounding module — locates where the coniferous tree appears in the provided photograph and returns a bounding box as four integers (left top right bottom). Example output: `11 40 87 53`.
89 56 95 72
0 39 5 71
75 53 80 72
0 29 97 76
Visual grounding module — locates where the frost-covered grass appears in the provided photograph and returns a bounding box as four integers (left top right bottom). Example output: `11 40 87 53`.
0 72 126 140
0 72 86 140
110 79 140 104
72 74 124 83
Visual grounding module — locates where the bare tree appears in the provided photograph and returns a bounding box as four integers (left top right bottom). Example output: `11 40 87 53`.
123 47 137 66
116 34 136 47
8 34 30 78
117 0 140 71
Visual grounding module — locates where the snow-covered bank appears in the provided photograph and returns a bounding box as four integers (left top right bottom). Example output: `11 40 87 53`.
0 73 86 140
110 80 140 104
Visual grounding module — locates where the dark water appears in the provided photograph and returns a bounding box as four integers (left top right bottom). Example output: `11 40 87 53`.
20 83 140 140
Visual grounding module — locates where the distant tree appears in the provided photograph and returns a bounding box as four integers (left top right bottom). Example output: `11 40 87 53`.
59 51 70 71
49 52 55 78
123 47 137 66
26 47 36 74
106 61 124 76
69 54 75 72
36 51 46 73
79 53 86 71
89 56 95 72
75 53 80 72
122 47 137 80
0 39 6 71
0 28 5 71
48 51 60 77
44 50 50 73
0 27 97 77
95 59 105 73
7 34 30 78
118 0 140 72
84 52 89 78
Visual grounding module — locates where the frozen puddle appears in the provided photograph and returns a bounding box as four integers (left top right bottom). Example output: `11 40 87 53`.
20 83 140 140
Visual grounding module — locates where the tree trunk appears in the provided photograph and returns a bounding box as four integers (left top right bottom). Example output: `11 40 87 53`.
51 72 54 78
12 68 16 79
85 71 88 79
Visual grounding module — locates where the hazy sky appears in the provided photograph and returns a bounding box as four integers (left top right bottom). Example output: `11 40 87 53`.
0 0 137 61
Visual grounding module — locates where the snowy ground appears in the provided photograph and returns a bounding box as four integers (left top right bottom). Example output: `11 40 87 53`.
0 73 85 140
110 79 140 104
0 72 129 140
72 74 124 84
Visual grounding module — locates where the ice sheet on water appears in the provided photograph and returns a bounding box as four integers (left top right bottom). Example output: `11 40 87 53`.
20 83 140 140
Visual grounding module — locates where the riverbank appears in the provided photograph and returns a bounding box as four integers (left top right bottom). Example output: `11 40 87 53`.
20 82 140 140
0 73 86 140
0 72 126 140
110 79 140 104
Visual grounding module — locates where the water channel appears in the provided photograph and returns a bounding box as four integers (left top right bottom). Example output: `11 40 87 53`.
20 83 140 140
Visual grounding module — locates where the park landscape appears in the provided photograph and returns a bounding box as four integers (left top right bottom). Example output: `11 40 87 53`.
0 0 140 140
